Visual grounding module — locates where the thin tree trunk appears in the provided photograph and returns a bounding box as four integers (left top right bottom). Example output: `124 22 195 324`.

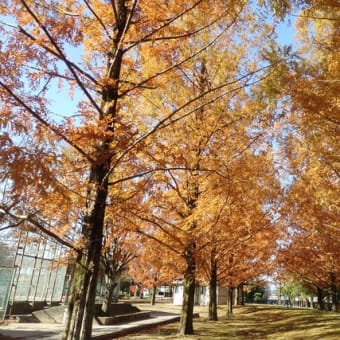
62 258 86 340
226 287 233 319
178 245 196 335
233 286 238 306
81 239 103 339
317 286 325 311
330 272 338 311
208 252 218 321
78 160 110 340
236 283 244 305
151 284 157 305
278 284 282 305
101 274 116 314
177 61 208 335
62 159 109 340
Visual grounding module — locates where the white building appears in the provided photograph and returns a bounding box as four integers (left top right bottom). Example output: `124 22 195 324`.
173 280 228 306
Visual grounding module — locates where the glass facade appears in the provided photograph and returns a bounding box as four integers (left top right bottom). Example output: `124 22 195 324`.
0 231 68 319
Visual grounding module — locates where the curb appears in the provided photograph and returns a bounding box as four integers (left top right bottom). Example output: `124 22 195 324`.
92 315 181 339
92 313 199 339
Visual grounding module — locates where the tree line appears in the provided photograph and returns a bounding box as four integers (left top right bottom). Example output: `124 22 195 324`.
0 1 338 339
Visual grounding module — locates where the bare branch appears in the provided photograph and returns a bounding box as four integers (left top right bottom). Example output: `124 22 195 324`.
0 206 80 253
0 21 98 87
20 0 103 117
135 227 182 256
0 80 93 163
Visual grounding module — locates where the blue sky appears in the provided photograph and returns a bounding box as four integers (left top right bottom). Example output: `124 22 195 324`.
276 15 296 47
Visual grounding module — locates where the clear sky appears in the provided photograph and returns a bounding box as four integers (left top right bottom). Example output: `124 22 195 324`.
276 15 296 47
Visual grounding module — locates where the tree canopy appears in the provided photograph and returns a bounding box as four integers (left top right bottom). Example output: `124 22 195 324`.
0 0 338 339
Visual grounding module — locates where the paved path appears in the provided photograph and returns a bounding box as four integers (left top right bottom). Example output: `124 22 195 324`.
0 312 180 339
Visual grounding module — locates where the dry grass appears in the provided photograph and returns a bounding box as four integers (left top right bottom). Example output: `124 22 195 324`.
119 303 340 339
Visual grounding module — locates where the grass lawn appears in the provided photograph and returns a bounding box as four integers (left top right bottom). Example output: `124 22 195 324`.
121 303 340 339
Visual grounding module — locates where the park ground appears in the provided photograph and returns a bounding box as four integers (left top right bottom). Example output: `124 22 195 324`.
121 303 340 339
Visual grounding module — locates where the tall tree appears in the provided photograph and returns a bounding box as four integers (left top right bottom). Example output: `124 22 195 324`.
129 238 180 305
100 219 137 314
197 147 280 320
130 20 284 331
277 225 340 310
275 0 339 311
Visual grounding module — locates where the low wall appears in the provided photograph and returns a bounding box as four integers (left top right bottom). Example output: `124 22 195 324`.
7 301 56 315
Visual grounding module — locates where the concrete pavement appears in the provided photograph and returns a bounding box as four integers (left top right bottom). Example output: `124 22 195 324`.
0 311 181 339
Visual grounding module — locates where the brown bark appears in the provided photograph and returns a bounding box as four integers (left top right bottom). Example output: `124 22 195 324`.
101 275 117 314
235 283 244 305
226 287 233 319
151 284 157 305
330 272 338 311
177 61 208 335
62 2 128 339
63 158 110 340
178 244 196 335
316 286 325 311
208 252 218 321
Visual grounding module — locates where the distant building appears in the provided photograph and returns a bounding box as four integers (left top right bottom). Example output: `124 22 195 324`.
172 280 228 306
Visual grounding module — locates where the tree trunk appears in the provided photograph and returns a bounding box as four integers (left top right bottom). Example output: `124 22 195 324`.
278 284 282 305
62 2 128 338
62 258 85 340
330 272 338 311
62 156 110 340
101 274 117 314
233 286 238 306
62 236 102 339
178 246 196 335
151 284 157 305
317 286 325 311
208 253 218 321
226 287 233 319
177 62 208 336
236 283 244 305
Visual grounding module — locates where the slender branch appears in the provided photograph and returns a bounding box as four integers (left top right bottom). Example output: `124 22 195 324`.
135 227 182 256
0 220 25 231
167 170 189 208
120 13 240 98
316 111 339 125
110 0 118 23
125 4 235 49
107 165 238 187
0 80 93 163
83 0 112 39
20 0 103 116
0 206 80 253
108 167 188 186
125 0 203 51
105 61 278 185
36 75 53 97
0 21 98 87
291 13 340 21
33 1 80 17
135 214 185 242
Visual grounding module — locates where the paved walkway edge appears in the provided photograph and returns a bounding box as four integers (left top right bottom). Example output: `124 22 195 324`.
92 315 181 339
